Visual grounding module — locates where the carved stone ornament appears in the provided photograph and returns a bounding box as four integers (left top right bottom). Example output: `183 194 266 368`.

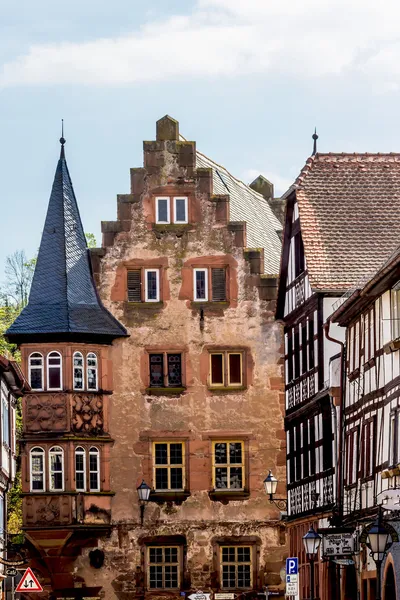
72 394 104 434
35 497 61 525
26 394 68 432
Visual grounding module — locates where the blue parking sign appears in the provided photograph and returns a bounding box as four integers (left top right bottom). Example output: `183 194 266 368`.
286 557 298 576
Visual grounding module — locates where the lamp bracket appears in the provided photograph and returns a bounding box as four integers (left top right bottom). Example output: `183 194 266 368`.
269 498 288 511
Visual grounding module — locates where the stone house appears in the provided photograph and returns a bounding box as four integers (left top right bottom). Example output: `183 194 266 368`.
7 116 287 599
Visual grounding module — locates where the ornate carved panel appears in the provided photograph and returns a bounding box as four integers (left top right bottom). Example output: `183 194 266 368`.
24 495 72 526
72 394 104 434
26 394 68 432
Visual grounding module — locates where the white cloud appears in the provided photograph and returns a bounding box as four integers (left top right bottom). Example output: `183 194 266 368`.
2 0 400 88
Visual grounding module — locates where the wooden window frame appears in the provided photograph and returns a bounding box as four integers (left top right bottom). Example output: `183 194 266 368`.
193 268 208 301
47 351 63 392
49 445 64 492
212 440 245 491
146 545 182 591
75 446 86 492
86 352 98 391
219 545 253 590
30 446 45 492
89 446 100 492
73 351 84 391
144 269 160 302
173 196 188 224
152 441 185 492
155 197 170 224
28 352 44 391
193 266 228 302
148 351 184 388
127 268 161 303
209 351 244 388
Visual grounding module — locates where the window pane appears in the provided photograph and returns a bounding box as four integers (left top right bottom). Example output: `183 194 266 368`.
229 442 242 464
170 468 183 489
155 468 168 489
146 271 158 301
170 443 182 465
157 199 169 223
32 475 44 490
230 467 243 489
52 472 63 490
90 472 99 490
215 467 228 488
32 456 43 472
75 454 84 471
30 368 42 390
155 444 168 465
211 268 226 301
167 354 182 386
51 454 62 472
237 547 251 562
195 270 207 300
76 472 85 490
74 367 83 389
149 566 163 588
238 565 251 588
222 547 235 562
149 548 163 563
150 354 164 387
89 453 98 471
164 548 178 563
87 368 97 390
175 198 187 222
48 367 61 389
215 443 227 464
222 565 236 588
164 565 178 588
228 354 241 385
211 354 224 385
127 270 141 302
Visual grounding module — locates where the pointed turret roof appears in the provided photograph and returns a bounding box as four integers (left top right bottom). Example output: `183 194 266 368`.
6 138 127 343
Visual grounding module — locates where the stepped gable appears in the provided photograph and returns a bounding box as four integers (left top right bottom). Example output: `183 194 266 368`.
6 140 127 343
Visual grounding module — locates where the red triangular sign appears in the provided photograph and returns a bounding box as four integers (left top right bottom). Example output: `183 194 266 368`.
16 567 43 593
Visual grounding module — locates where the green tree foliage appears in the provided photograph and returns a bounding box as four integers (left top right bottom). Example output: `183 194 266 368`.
85 232 97 248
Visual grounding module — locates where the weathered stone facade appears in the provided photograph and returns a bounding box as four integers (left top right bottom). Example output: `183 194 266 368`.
72 116 288 598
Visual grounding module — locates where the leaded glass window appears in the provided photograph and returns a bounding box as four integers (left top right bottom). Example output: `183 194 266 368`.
213 441 244 490
30 447 44 491
73 352 84 390
149 353 182 388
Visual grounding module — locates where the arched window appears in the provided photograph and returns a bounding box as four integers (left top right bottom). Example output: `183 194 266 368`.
73 352 84 390
87 353 98 391
75 447 86 491
49 446 64 491
29 353 43 390
30 447 45 491
89 447 100 491
47 352 62 391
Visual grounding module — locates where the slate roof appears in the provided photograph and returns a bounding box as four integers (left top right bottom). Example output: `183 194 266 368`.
6 144 127 343
293 153 400 292
196 152 282 275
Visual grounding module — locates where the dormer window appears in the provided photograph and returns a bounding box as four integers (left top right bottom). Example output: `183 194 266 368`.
155 196 188 224
47 352 62 391
29 353 44 390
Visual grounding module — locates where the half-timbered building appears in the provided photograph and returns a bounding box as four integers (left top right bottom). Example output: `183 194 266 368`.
276 152 400 600
332 240 400 600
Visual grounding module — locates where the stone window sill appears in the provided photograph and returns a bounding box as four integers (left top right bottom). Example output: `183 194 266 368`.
209 490 250 503
190 301 230 310
145 387 186 396
208 386 247 393
149 490 191 505
126 302 164 309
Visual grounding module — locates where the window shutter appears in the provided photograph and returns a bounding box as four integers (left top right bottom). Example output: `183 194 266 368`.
211 268 226 301
127 270 141 302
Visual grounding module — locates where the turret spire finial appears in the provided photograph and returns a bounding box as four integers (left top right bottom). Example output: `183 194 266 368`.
312 127 318 156
60 119 66 158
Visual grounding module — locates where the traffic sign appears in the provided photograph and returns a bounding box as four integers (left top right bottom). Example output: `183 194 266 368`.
286 557 299 596
16 567 43 592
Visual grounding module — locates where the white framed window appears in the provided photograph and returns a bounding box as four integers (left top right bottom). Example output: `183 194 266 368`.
391 289 400 340
87 353 98 391
29 352 44 390
156 197 170 224
73 352 84 390
30 447 45 492
89 447 100 491
173 197 188 224
49 446 64 491
47 351 62 391
2 397 9 448
145 269 160 302
193 268 208 301
75 447 86 491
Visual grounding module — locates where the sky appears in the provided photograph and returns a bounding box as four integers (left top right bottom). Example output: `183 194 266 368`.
1 0 400 278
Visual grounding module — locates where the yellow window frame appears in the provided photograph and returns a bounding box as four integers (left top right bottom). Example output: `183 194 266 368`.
153 441 185 491
212 440 245 490
227 352 243 386
220 545 252 590
147 545 181 590
209 351 244 387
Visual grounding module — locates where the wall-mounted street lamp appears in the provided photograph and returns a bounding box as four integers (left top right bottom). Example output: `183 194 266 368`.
302 526 322 600
263 470 288 511
137 480 151 526
362 506 394 600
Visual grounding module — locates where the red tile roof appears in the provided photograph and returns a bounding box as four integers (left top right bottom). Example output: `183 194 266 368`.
295 153 400 292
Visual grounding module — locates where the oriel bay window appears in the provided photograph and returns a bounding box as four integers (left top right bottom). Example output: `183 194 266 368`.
149 352 183 388
147 546 181 590
209 351 243 388
220 546 252 589
213 441 244 490
127 268 160 302
193 267 227 302
73 351 99 391
75 446 100 492
153 442 185 491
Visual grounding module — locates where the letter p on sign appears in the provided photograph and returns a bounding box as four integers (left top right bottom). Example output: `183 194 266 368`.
286 557 298 576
